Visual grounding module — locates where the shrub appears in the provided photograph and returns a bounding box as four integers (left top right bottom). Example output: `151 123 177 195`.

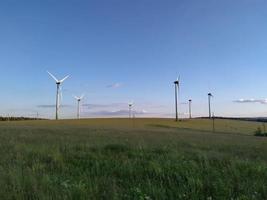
254 127 267 137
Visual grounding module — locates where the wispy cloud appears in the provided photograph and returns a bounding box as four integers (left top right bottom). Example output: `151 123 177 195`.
82 103 127 109
37 104 73 108
106 83 123 89
81 102 169 117
233 99 267 104
88 109 148 116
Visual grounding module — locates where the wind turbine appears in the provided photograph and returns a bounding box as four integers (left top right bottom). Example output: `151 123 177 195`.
208 93 213 119
128 102 134 118
47 71 69 120
189 99 192 119
174 76 180 121
74 94 85 119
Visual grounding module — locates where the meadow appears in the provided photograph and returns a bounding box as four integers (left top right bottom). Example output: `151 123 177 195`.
0 118 266 199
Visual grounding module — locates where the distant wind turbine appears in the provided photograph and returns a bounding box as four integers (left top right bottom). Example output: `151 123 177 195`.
189 99 192 119
47 71 69 120
74 94 85 119
174 76 180 121
208 93 213 119
129 102 134 118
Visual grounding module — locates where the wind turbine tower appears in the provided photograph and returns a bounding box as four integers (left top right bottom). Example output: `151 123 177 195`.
208 93 213 119
189 99 192 119
74 94 85 119
174 77 180 121
47 71 69 120
129 102 133 118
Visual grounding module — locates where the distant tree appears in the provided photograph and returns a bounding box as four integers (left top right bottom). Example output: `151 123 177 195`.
254 127 265 136
0 116 46 121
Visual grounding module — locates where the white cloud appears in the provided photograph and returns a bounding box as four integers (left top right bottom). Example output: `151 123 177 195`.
80 102 160 117
37 104 73 108
233 99 267 104
85 109 148 117
106 83 123 89
82 103 127 109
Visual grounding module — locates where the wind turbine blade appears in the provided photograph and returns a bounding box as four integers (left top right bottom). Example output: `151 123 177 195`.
179 76 181 91
60 75 69 83
47 71 59 82
73 95 79 100
177 76 180 91
59 86 63 105
80 94 85 99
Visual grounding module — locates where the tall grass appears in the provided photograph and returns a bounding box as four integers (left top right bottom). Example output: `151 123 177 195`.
0 119 266 199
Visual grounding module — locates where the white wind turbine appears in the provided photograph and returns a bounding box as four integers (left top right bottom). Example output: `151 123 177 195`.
174 76 180 121
74 94 85 119
128 102 134 118
208 93 213 119
47 71 69 120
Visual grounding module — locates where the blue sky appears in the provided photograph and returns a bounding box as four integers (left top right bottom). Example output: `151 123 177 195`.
0 0 267 119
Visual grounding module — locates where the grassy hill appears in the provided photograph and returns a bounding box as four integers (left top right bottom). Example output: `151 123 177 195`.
0 118 266 199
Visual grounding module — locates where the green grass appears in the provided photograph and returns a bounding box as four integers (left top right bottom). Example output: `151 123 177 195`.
0 118 266 199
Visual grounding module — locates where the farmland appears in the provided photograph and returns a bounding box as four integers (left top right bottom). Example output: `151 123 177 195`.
0 118 266 199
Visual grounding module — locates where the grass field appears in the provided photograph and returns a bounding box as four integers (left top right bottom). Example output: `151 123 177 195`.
0 118 266 199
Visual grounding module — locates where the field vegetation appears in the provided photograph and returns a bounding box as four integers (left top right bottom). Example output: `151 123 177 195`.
0 118 266 199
